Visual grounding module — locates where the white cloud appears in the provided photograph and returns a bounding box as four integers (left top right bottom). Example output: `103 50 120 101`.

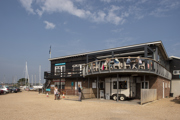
19 0 180 25
44 21 55 29
19 0 35 14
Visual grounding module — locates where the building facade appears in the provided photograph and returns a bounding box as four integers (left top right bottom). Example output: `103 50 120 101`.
44 41 173 101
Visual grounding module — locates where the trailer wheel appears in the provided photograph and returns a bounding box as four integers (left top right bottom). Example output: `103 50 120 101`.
119 96 125 101
113 95 117 101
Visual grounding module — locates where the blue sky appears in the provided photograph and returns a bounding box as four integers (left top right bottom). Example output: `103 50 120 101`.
0 0 180 83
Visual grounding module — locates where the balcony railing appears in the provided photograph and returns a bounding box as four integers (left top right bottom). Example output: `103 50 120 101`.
44 69 83 79
83 57 172 80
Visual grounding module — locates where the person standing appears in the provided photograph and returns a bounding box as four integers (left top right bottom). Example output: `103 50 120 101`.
54 85 58 100
78 84 82 101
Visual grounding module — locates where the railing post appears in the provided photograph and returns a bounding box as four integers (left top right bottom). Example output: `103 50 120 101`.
86 65 88 75
98 62 100 73
109 59 111 72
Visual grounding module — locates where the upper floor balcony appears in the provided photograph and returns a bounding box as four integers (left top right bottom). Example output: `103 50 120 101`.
83 57 172 80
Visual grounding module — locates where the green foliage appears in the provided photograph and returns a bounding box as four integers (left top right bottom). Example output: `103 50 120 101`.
17 78 28 86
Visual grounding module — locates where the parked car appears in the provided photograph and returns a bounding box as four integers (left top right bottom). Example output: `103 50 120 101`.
0 89 4 94
0 85 9 94
8 86 18 93
15 87 20 92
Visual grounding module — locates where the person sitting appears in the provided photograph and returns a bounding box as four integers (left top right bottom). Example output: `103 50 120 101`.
126 56 131 64
113 58 120 69
135 56 143 69
114 58 120 64
126 56 131 69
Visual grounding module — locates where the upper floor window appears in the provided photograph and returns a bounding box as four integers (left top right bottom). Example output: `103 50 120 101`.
54 63 66 76
72 64 85 71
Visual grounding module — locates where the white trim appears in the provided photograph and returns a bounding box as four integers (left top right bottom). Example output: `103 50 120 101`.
169 56 180 60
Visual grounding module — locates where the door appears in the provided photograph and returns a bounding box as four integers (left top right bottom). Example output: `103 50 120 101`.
75 82 82 90
136 83 141 99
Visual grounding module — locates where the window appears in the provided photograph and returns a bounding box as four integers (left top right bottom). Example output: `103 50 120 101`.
173 70 180 75
119 81 127 89
72 64 85 75
141 81 149 89
113 81 127 89
55 65 66 76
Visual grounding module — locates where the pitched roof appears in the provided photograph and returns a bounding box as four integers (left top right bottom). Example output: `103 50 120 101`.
49 40 168 61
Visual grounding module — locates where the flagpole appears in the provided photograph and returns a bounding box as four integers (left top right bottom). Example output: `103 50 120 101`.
49 45 51 59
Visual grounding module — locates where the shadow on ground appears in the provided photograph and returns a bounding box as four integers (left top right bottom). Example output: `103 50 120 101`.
170 98 180 104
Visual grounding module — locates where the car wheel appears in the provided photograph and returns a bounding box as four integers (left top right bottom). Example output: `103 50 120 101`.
113 95 117 101
119 96 125 101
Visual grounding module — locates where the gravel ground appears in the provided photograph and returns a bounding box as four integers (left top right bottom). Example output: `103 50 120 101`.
0 91 180 120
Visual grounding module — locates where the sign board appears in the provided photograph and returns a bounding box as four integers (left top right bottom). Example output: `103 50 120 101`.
55 63 66 66
92 82 96 88
46 89 51 91
71 82 74 86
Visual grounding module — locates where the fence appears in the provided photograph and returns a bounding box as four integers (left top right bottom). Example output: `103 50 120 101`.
82 88 98 99
141 89 157 105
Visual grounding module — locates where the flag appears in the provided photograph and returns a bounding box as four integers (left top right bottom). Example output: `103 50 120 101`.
49 46 51 54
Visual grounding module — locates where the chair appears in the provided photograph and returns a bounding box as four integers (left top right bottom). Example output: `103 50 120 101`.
139 62 145 69
94 63 100 71
113 62 122 69
124 62 131 69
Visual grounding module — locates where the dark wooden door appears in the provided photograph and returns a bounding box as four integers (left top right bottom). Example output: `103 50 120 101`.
136 83 141 99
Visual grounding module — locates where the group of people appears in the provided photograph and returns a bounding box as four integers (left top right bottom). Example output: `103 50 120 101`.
54 84 82 101
126 56 143 69
100 56 143 70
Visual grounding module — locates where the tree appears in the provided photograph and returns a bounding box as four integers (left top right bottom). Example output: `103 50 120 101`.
17 78 28 86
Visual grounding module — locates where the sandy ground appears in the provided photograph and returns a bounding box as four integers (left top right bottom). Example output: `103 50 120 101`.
0 91 180 120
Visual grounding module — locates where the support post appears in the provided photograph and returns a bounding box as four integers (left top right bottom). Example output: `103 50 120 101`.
59 78 61 90
86 55 89 64
112 51 114 58
117 74 119 102
88 77 90 88
144 46 148 69
97 76 99 99
144 75 145 89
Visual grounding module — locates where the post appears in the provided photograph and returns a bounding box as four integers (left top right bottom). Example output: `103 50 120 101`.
112 51 114 58
59 78 61 91
97 76 99 99
86 55 89 64
144 75 145 89
144 46 148 69
117 74 119 102
88 77 90 88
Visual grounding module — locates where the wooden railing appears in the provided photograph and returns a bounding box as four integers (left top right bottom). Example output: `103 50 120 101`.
83 57 172 80
44 69 83 79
